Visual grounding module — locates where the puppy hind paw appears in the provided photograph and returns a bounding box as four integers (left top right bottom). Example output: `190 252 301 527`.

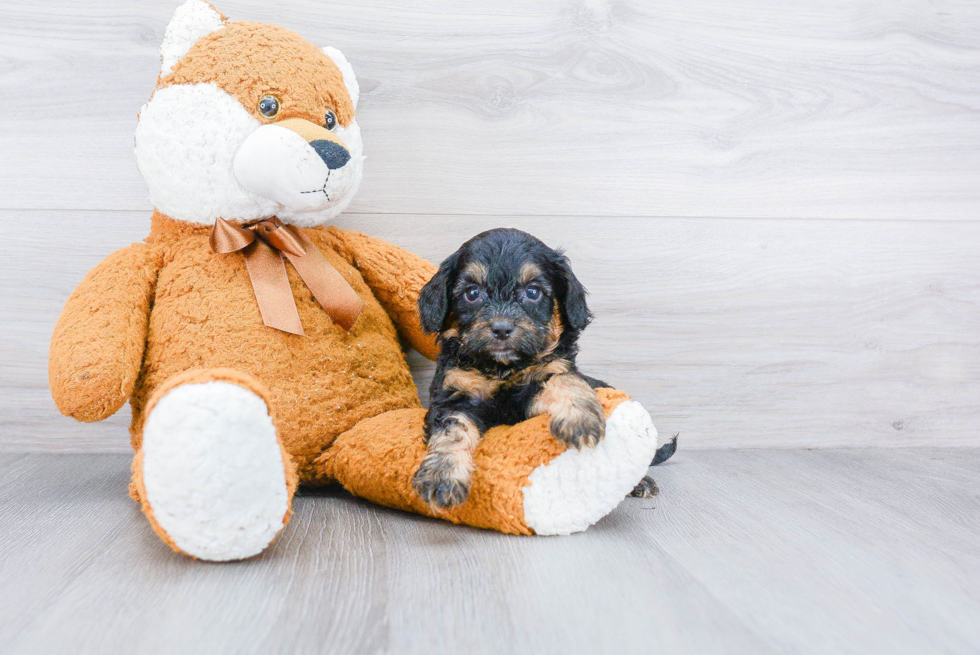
629 474 659 498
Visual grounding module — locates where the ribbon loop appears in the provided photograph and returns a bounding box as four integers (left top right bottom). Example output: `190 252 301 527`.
210 217 364 335
209 217 256 254
253 218 306 257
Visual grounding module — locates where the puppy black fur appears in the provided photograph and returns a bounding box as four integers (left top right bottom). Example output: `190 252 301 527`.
413 228 672 508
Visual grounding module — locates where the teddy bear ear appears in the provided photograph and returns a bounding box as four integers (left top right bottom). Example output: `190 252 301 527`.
322 46 360 110
159 0 227 76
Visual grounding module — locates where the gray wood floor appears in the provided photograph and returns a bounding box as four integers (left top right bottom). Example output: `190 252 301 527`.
2 449 978 655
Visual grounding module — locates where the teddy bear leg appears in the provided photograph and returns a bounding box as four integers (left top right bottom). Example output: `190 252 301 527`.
318 389 658 535
131 369 298 561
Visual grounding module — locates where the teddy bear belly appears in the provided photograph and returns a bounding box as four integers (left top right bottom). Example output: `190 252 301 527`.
129 255 422 482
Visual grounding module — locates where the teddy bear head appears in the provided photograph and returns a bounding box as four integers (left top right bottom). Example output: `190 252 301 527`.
135 0 363 227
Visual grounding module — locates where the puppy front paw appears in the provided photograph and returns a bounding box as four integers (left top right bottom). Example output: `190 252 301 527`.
550 399 606 449
412 454 472 508
533 373 607 450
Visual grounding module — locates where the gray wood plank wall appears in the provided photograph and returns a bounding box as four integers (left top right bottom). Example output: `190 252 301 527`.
2 0 978 451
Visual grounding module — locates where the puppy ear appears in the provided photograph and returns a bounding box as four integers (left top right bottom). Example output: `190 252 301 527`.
418 252 460 334
553 253 592 331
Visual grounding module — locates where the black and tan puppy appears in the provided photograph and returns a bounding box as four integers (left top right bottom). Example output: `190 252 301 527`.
413 228 672 509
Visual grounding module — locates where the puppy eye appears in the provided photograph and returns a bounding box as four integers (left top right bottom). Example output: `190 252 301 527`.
464 287 482 302
258 95 281 119
524 285 543 301
324 110 338 131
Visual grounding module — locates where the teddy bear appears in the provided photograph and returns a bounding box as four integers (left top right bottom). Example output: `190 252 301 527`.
48 0 661 561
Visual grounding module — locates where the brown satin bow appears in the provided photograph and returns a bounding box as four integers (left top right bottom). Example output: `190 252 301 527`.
209 217 364 336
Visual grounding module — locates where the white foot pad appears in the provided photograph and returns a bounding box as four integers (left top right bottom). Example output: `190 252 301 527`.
522 400 659 536
142 381 290 561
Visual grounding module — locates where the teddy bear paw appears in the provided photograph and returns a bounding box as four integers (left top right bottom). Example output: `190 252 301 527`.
523 400 659 535
138 379 293 561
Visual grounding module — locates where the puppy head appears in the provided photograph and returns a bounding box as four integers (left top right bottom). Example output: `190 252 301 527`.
419 228 591 366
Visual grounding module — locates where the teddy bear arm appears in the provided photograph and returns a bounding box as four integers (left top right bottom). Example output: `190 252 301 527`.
49 243 162 422
336 229 440 360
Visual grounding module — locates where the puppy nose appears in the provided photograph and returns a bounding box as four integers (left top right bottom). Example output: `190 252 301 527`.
309 139 351 170
490 319 515 340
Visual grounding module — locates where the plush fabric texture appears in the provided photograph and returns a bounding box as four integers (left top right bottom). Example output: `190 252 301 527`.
159 0 226 75
49 2 661 558
159 21 354 130
50 244 162 422
321 46 360 109
317 389 632 535
51 210 433 482
124 212 434 481
137 12 364 227
130 367 299 560
522 398 659 535
142 374 294 560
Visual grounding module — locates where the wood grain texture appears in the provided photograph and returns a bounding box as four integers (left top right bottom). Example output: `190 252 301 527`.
1 450 978 654
2 0 980 218
4 209 978 451
2 1 979 451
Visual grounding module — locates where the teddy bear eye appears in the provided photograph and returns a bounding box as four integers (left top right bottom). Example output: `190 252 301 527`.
324 110 337 131
258 95 280 118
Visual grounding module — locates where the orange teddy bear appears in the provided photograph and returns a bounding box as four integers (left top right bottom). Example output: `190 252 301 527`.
48 0 660 561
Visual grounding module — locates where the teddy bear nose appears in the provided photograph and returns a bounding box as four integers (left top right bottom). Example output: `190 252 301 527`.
309 139 351 170
490 319 515 340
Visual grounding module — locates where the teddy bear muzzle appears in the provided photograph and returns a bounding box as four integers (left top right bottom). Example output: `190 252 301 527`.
233 117 355 212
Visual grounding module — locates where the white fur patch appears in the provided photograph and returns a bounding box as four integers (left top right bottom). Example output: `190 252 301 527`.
136 83 277 225
160 0 225 75
286 118 363 225
522 401 659 535
135 82 364 227
141 381 290 561
233 124 331 210
233 121 364 228
322 46 360 110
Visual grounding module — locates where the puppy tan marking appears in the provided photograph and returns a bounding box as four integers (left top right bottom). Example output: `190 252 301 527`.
443 368 500 400
537 310 564 360
412 412 482 508
508 358 571 386
462 262 488 284
518 262 543 285
531 373 606 449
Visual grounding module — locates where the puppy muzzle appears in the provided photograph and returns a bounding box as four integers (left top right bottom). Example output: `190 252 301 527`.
459 317 545 365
